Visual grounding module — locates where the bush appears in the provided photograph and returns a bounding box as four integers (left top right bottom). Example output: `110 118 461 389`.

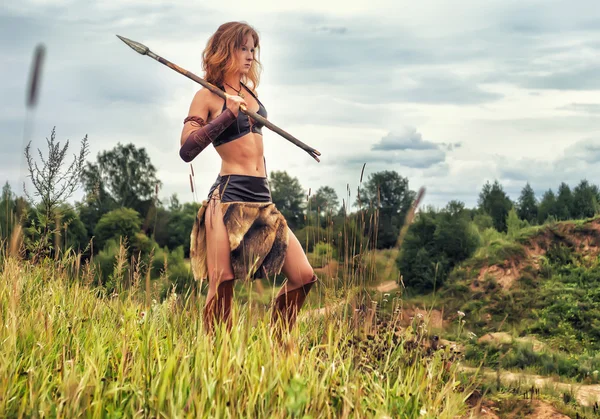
154 245 194 297
473 213 494 232
94 207 142 250
94 238 125 290
398 204 480 292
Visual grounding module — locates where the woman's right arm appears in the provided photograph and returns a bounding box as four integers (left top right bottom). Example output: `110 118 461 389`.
179 89 246 163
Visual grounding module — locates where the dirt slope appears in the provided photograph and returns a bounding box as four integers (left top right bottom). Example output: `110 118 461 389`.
476 218 600 290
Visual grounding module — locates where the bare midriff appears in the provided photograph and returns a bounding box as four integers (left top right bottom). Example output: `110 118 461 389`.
215 131 265 177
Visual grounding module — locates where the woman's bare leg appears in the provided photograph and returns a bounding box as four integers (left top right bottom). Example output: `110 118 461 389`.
204 192 236 333
271 227 318 333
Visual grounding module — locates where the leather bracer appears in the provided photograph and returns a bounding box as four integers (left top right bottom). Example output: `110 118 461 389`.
179 108 236 162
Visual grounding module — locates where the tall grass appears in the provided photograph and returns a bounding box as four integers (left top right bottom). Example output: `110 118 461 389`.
0 248 474 417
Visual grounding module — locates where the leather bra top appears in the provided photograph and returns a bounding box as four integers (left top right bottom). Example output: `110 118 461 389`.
212 82 267 147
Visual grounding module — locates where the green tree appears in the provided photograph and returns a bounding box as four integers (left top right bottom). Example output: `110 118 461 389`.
506 207 529 238
357 171 416 249
0 183 29 245
82 143 161 218
572 179 599 219
270 171 306 230
473 212 494 232
478 180 513 233
312 186 339 216
537 189 557 224
397 209 438 292
94 207 142 251
0 182 16 240
150 196 200 258
77 168 118 245
166 202 201 257
398 201 480 293
555 182 573 221
308 186 339 227
435 200 480 264
517 183 538 224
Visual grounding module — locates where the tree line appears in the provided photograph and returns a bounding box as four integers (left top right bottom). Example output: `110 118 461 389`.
3 127 600 297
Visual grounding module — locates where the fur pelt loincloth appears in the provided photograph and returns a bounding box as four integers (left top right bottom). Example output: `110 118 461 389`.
190 199 289 282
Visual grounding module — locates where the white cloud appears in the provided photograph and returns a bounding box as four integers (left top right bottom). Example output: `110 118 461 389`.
2 0 600 212
373 128 441 151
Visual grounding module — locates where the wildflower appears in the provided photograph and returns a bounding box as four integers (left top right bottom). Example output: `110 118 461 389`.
468 332 477 340
384 293 390 297
416 313 424 319
420 408 427 416
457 311 465 318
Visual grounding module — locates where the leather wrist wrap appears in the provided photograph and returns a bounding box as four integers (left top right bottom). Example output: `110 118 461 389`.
179 108 236 162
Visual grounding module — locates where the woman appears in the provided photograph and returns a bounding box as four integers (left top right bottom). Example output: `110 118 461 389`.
179 22 318 336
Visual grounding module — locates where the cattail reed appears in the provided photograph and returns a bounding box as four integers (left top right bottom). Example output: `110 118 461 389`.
26 44 45 109
360 162 366 183
189 164 198 202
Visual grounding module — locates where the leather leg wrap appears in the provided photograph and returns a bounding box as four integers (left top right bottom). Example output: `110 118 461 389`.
203 278 235 334
271 274 318 334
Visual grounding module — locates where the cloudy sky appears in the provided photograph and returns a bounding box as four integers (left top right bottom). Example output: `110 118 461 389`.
2 0 600 210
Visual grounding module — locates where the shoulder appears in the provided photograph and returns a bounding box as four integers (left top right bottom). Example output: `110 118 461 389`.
186 88 218 121
189 87 220 113
192 87 215 103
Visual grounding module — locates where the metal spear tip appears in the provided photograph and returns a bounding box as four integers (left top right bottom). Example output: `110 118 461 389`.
116 35 149 55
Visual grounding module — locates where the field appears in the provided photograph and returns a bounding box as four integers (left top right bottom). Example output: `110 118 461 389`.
0 247 473 418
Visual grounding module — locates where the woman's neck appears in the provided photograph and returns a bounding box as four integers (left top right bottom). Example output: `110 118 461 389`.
223 73 242 90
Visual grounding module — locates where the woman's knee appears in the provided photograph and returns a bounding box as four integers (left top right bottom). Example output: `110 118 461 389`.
212 276 235 295
206 276 236 302
286 267 317 290
301 269 317 286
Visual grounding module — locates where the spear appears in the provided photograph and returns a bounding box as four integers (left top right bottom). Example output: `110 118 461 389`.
116 35 321 162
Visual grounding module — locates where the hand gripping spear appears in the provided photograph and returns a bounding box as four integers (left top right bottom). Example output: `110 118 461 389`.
116 35 321 162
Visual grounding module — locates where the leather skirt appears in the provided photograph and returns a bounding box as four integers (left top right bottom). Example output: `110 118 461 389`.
207 174 272 203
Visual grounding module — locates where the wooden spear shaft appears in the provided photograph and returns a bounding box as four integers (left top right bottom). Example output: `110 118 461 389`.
116 35 321 162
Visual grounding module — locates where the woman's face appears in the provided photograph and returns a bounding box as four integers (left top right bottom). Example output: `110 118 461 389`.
234 35 256 75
